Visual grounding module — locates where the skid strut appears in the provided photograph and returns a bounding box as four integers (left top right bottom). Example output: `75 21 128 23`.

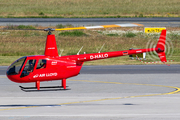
19 79 68 91
36 81 40 90
62 79 66 89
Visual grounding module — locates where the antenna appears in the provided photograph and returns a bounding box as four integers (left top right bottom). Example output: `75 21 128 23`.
77 46 83 55
59 49 64 57
98 43 105 53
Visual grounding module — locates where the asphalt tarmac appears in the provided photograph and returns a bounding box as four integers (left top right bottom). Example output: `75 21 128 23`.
0 18 180 27
0 65 180 119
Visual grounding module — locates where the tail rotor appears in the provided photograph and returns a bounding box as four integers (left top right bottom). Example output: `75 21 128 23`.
155 29 167 63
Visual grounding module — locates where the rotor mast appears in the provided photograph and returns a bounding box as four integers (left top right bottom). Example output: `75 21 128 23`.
44 28 59 57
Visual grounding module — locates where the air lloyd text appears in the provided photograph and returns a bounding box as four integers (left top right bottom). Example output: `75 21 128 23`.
33 73 58 78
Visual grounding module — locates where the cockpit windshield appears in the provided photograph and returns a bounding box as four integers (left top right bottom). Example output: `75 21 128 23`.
7 57 26 75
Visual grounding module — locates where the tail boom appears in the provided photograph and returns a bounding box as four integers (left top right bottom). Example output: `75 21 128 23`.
62 30 167 64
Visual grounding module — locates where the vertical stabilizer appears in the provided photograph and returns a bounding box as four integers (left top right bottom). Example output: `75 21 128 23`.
44 34 59 57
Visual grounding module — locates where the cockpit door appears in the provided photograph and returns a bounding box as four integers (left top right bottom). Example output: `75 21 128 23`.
20 59 36 78
31 59 47 80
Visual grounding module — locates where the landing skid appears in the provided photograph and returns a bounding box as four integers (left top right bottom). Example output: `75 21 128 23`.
19 86 70 92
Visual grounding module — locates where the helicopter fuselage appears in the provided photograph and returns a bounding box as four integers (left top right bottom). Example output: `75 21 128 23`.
7 55 83 83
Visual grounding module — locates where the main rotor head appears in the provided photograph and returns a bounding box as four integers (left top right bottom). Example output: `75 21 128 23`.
44 28 55 35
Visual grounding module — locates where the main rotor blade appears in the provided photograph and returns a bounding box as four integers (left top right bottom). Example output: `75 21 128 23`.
0 28 44 30
55 23 144 31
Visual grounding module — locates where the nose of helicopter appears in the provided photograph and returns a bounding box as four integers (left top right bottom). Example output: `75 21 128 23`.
6 72 20 83
6 67 22 83
6 57 27 83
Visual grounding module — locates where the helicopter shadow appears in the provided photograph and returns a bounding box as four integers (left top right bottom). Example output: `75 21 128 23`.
0 104 62 107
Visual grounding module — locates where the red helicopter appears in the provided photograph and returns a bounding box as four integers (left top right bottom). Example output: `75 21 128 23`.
6 24 167 91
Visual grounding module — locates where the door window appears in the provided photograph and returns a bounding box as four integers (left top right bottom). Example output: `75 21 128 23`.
20 59 36 78
36 59 46 69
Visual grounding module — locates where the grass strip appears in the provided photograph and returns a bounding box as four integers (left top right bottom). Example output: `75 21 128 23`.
0 0 180 18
